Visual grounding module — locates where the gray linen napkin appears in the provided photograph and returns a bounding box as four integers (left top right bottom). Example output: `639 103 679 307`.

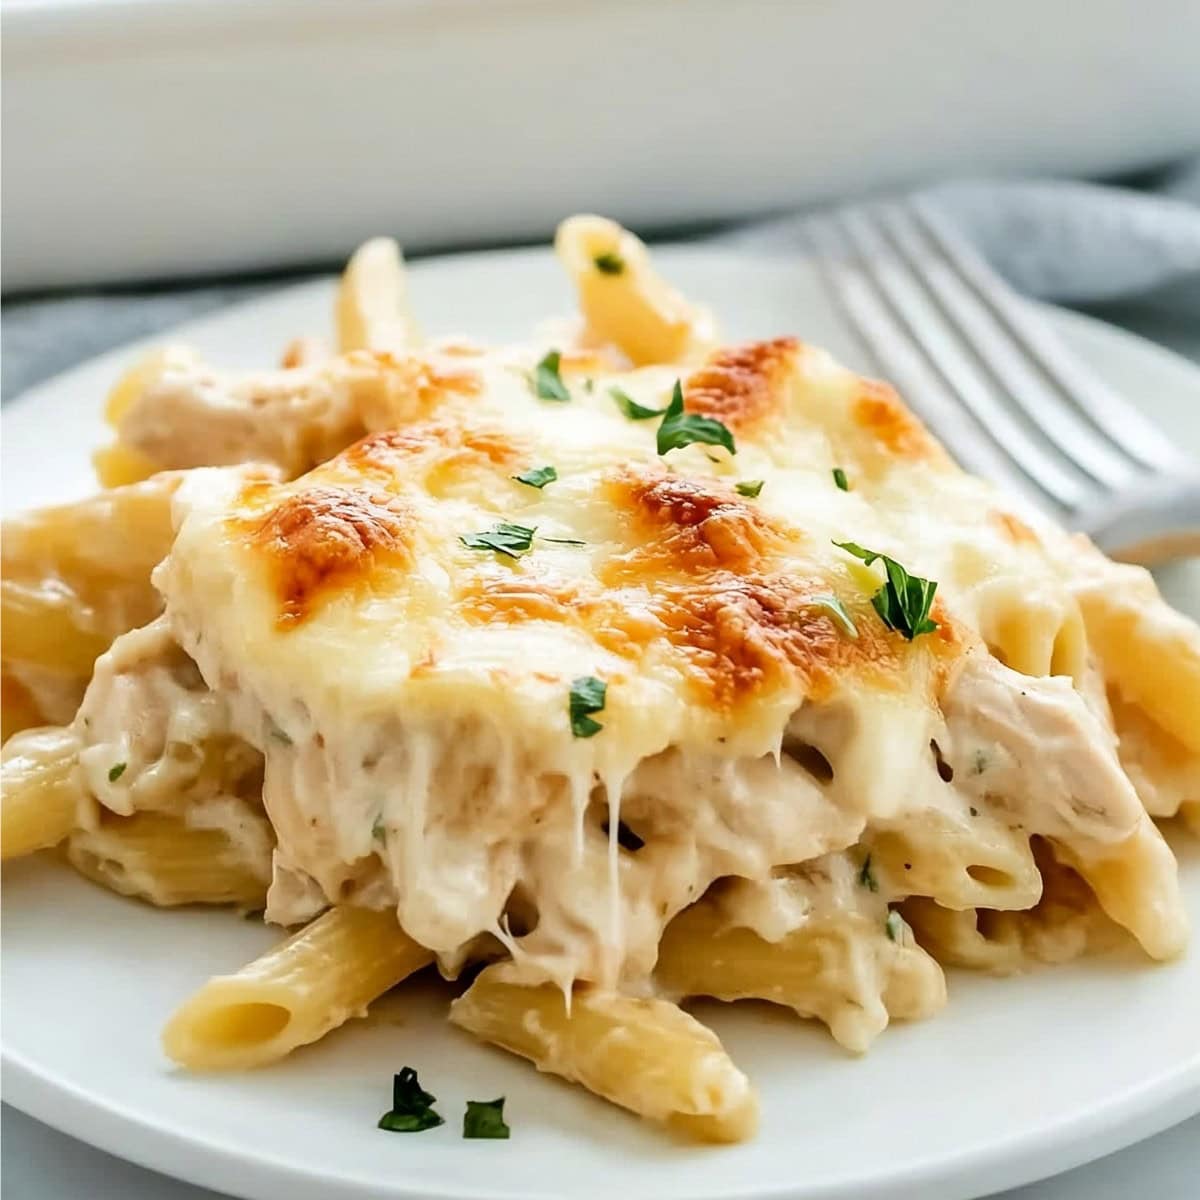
721 175 1200 312
4 175 1199 403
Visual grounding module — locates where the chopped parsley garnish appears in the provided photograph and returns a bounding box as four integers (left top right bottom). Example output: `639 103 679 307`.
531 350 570 402
610 386 667 421
807 594 858 639
885 910 905 942
656 381 736 457
833 467 849 491
461 522 537 559
858 853 878 893
972 749 990 776
267 723 292 745
593 251 625 276
461 523 586 555
735 479 765 498
569 675 607 738
108 762 127 783
512 465 558 489
833 541 938 640
378 1067 444 1133
463 1097 510 1139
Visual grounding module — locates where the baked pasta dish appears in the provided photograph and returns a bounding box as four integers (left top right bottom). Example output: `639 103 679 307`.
3 217 1198 1143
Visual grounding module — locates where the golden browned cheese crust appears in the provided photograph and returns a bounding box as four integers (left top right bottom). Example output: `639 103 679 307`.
850 378 945 462
684 337 800 433
244 484 412 627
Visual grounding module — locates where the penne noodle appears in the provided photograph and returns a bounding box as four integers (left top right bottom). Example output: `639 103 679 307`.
449 965 758 1143
162 906 432 1070
93 441 159 488
335 237 420 355
1 578 111 677
2 670 46 744
1052 816 1188 962
1 725 83 859
1 474 180 684
555 214 714 366
865 818 1043 913
902 840 1128 973
1074 558 1200 755
67 810 272 908
656 899 946 1054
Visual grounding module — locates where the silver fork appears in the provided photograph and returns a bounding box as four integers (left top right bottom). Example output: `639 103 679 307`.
804 197 1200 563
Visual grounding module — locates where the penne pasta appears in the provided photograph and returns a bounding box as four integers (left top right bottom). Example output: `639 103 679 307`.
865 816 1043 913
977 594 1088 682
656 896 946 1054
1074 556 1200 755
1 725 84 859
449 965 759 1143
1 578 112 678
902 839 1128 973
67 809 273 908
93 441 160 488
2 670 46 744
335 236 420 355
162 906 432 1070
1 474 180 699
555 214 715 366
1052 816 1188 962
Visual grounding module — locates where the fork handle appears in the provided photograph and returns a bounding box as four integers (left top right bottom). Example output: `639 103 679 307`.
1078 473 1200 565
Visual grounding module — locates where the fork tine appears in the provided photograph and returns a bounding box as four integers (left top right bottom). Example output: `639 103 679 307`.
909 197 1189 474
874 201 1139 492
823 208 1095 512
804 216 1066 512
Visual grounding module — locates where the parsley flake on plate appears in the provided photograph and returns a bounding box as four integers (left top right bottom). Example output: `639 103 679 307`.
833 541 938 640
885 910 905 943
735 479 765 498
656 381 736 457
512 465 557 489
461 523 537 559
531 350 571 402
569 675 607 738
593 251 625 275
378 1067 444 1133
610 386 667 421
108 762 127 783
463 1097 510 1139
832 467 850 491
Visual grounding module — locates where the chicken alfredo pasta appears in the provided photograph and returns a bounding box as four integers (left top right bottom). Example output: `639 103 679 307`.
3 215 1197 1143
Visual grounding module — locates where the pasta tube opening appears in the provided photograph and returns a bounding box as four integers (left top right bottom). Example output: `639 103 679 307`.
162 906 433 1070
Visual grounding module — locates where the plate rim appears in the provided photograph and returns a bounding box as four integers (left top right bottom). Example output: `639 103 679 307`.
5 242 1200 426
6 1024 1199 1200
3 242 1198 1200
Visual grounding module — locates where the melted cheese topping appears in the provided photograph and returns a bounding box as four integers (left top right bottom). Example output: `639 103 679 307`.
143 336 1189 992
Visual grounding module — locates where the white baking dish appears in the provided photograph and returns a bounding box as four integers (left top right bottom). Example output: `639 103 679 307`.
4 0 1199 291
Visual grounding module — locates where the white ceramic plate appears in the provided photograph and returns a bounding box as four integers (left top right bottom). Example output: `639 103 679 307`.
3 247 1199 1200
